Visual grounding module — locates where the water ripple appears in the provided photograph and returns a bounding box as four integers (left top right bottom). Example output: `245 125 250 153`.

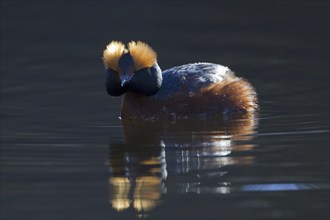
240 183 330 191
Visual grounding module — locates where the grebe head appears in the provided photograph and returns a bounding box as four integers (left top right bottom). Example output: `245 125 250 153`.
103 41 162 96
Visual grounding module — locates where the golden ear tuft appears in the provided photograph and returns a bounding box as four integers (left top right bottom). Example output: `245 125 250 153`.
128 41 157 71
103 41 126 71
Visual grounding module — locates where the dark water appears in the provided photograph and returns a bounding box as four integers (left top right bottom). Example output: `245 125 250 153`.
1 1 329 220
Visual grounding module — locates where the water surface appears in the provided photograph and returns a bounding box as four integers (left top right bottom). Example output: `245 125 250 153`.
1 1 329 220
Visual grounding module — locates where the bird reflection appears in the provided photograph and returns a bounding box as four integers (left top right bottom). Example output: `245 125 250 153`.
107 114 257 217
107 123 167 217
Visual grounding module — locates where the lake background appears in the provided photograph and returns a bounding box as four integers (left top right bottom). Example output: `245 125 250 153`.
1 1 329 220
